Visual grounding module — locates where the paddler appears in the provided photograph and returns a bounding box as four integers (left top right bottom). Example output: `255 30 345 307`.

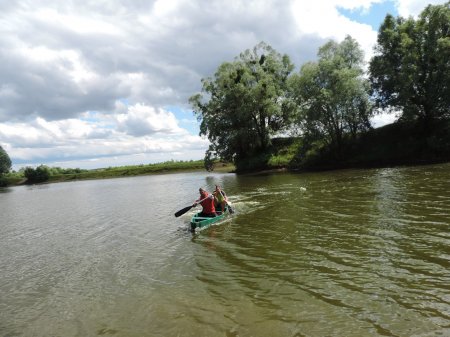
193 188 217 217
213 185 227 213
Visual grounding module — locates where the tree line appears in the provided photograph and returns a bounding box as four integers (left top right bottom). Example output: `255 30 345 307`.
0 158 87 186
0 158 217 186
190 2 449 171
1 3 448 182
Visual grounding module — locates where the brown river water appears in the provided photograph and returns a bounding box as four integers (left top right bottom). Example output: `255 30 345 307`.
1 163 449 336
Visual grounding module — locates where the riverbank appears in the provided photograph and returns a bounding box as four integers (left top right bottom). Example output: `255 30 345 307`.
3 120 449 186
1 160 235 187
234 119 450 174
46 161 234 183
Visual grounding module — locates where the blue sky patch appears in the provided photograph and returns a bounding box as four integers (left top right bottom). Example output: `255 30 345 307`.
165 105 200 135
338 1 398 31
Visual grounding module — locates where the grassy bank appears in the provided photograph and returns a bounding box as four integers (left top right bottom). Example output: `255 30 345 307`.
48 160 207 183
235 119 450 173
302 120 450 170
1 160 235 187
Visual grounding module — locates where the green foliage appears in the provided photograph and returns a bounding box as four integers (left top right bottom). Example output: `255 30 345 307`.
0 171 25 187
4 160 223 186
0 145 12 175
233 119 450 172
297 119 450 170
235 137 301 172
289 36 373 154
235 152 272 172
189 4 448 173
267 138 302 168
47 160 208 181
47 167 86 175
203 146 216 171
190 42 296 166
5 2 447 180
24 165 51 183
370 2 450 123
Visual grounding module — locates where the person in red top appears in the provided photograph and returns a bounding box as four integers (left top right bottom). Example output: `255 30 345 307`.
193 188 217 217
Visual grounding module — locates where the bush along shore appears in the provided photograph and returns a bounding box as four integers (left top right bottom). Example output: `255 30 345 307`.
1 160 234 187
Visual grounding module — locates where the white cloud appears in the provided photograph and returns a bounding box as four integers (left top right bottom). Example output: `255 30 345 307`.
0 0 446 169
291 0 379 60
34 8 124 36
116 103 185 136
395 0 446 16
0 117 110 148
0 102 209 169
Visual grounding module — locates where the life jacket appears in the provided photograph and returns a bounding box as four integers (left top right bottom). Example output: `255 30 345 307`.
215 189 226 203
198 192 216 215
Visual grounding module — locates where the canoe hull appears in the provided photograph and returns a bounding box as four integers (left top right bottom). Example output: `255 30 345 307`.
190 207 228 231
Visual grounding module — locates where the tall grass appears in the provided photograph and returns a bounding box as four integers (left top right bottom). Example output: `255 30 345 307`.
47 160 207 182
2 160 234 186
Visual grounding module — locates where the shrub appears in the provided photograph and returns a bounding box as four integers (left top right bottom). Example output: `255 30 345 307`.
24 165 51 183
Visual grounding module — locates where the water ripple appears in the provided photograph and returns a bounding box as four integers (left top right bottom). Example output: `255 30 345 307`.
2 166 450 336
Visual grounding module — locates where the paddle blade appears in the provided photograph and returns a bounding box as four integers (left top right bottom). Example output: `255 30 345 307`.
226 201 234 214
174 205 193 217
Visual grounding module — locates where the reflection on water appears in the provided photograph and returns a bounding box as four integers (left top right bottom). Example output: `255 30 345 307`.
1 165 450 336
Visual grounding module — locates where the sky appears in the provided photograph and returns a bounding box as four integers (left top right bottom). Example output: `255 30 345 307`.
0 0 446 170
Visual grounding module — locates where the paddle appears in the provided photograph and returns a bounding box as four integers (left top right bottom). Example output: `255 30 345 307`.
174 196 209 217
226 199 235 214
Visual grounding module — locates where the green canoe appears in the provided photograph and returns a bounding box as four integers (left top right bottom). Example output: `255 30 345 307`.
190 207 229 232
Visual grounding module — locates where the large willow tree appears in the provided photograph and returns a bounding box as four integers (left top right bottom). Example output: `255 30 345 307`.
370 2 450 123
190 42 295 169
289 36 373 151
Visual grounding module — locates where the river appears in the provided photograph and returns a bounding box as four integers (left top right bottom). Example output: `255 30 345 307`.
1 164 449 337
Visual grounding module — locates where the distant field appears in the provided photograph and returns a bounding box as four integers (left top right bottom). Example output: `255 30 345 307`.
1 160 235 187
48 161 234 183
